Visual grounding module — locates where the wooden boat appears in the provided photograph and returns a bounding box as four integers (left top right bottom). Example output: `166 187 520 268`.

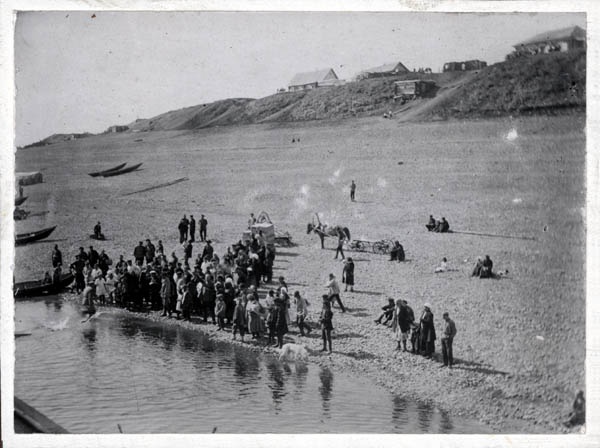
14 272 74 298
102 162 143 177
88 162 127 177
15 196 28 206
15 226 56 246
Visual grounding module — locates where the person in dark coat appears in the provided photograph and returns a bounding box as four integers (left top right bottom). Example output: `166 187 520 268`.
273 297 288 348
202 240 214 261
199 214 208 242
70 255 85 293
564 390 585 427
419 303 436 357
480 255 494 278
189 215 196 242
350 180 356 202
183 241 193 267
342 257 355 292
132 241 146 266
389 241 405 262
201 275 217 324
435 217 450 233
334 232 345 260
51 245 62 268
178 216 188 243
160 271 173 317
145 239 156 264
426 215 436 231
319 296 334 353
88 246 99 268
93 222 104 239
77 247 88 263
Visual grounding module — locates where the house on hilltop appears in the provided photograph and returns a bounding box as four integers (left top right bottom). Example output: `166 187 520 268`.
288 68 340 92
512 26 586 57
443 60 487 72
357 62 410 79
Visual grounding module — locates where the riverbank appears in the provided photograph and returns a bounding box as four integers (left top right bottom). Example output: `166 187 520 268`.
16 114 585 434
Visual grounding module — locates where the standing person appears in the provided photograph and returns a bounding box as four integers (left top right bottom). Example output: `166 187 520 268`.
342 257 354 292
215 294 226 330
181 284 192 321
392 299 414 351
232 297 247 342
88 246 99 268
246 295 264 340
199 214 208 242
201 240 214 261
133 241 146 266
189 215 196 242
182 215 190 241
145 239 156 264
319 296 334 353
325 273 346 313
51 245 62 268
70 256 85 293
350 180 356 202
273 297 288 348
157 240 165 256
93 221 103 239
441 312 457 368
178 216 187 244
419 303 437 357
183 240 193 267
160 271 173 317
248 213 256 229
334 232 345 260
294 291 311 336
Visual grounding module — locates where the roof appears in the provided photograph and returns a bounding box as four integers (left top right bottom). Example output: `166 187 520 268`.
289 69 338 86
515 26 586 46
363 62 409 74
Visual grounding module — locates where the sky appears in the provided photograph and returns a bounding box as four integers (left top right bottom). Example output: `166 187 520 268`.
14 11 586 146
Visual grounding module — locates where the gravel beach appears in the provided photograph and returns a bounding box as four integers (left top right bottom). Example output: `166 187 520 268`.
15 114 586 433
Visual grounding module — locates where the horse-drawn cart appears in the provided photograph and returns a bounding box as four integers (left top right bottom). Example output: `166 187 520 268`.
243 211 294 248
347 239 394 255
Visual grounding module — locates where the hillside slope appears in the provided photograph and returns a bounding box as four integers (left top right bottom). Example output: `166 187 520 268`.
422 49 586 119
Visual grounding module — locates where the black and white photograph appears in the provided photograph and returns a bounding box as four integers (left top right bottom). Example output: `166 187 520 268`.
0 2 598 446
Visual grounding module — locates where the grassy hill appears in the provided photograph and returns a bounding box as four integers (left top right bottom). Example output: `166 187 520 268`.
24 50 586 147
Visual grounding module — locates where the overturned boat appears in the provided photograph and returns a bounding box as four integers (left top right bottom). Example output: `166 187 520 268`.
102 162 143 177
88 162 127 177
15 225 56 246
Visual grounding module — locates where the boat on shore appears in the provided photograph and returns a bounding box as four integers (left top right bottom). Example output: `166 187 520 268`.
102 162 143 177
88 162 127 177
15 196 28 206
15 225 57 246
14 272 74 298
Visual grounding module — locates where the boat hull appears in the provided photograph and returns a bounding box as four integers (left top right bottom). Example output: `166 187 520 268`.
88 162 127 177
101 163 143 177
15 226 57 246
14 273 74 298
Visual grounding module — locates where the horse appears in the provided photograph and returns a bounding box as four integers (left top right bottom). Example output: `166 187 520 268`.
306 222 351 249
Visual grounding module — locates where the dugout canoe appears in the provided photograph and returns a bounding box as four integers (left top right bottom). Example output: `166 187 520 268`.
101 162 143 177
15 196 28 206
15 225 56 246
88 162 127 177
14 272 74 298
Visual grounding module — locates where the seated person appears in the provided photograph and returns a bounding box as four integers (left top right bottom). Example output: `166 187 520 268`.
425 215 436 231
389 241 405 262
93 221 105 240
480 255 493 278
434 257 448 273
374 298 396 325
472 257 483 277
564 390 585 427
435 217 450 233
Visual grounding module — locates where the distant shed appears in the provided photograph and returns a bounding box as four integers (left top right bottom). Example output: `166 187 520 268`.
443 60 487 72
394 79 437 101
358 62 410 79
16 171 43 186
512 26 586 56
288 68 340 92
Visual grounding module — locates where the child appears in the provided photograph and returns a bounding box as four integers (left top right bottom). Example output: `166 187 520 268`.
266 306 276 345
215 294 226 330
232 298 247 342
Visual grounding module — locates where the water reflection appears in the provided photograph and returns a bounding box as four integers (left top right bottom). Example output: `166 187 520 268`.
392 396 408 431
318 367 333 418
82 327 97 351
440 410 454 433
417 401 433 432
266 360 287 410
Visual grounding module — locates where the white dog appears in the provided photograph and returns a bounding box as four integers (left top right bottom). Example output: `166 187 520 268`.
279 343 309 362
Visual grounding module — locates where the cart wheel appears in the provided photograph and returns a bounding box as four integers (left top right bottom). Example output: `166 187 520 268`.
373 242 386 254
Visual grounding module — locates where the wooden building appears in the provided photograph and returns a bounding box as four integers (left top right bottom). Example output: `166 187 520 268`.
393 79 437 101
358 62 410 79
512 26 586 56
288 68 340 92
443 60 487 72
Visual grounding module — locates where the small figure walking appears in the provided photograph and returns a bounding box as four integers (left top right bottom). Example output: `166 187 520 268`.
334 232 345 260
319 296 334 353
342 257 354 292
350 180 356 202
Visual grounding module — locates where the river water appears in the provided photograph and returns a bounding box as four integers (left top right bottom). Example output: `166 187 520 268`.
15 297 489 434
